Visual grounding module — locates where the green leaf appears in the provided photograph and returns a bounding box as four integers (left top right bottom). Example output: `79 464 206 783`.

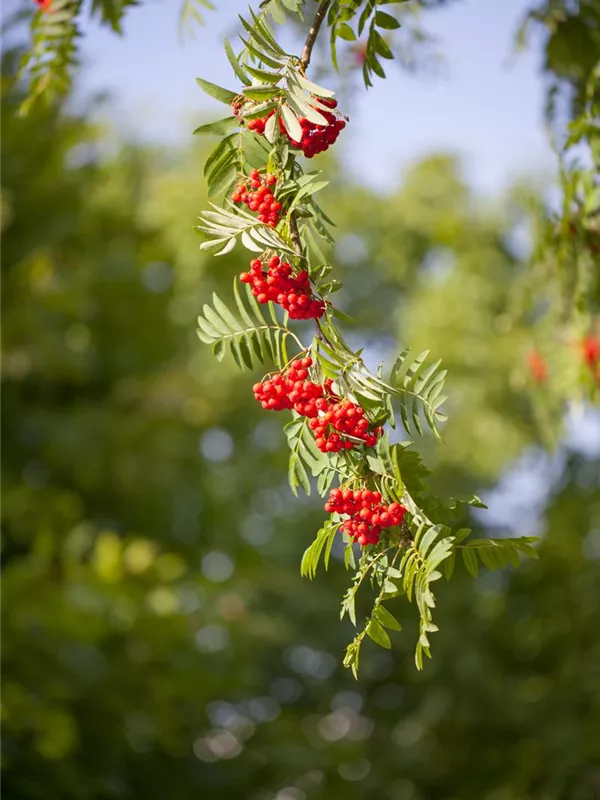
286 87 329 126
343 639 361 679
366 619 391 649
368 54 387 78
280 104 302 142
195 77 238 104
292 72 335 98
249 7 286 52
242 85 283 101
264 112 279 144
208 163 237 198
205 144 236 182
462 547 479 578
366 455 387 476
330 307 356 324
336 22 357 41
443 550 455 581
425 538 454 574
372 31 394 60
193 117 239 136
375 10 401 29
285 416 315 496
344 544 356 571
387 348 446 439
341 586 357 626
239 12 286 58
267 0 286 24
197 279 291 371
240 36 285 70
300 521 340 579
224 38 251 83
460 538 540 573
375 604 402 631
241 100 278 120
245 65 283 83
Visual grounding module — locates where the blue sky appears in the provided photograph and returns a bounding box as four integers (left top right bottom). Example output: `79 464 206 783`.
72 0 556 195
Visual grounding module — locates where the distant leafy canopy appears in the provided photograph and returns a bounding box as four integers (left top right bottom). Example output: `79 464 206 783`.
18 0 81 115
326 0 404 86
512 21 599 437
179 0 215 39
18 0 452 113
17 0 596 673
192 0 539 674
4 42 600 798
18 0 213 113
517 0 600 120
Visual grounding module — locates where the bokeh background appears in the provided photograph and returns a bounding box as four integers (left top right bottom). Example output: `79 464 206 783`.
2 1 600 799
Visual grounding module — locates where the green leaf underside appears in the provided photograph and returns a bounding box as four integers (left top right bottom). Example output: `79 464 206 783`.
196 77 238 104
197 279 297 372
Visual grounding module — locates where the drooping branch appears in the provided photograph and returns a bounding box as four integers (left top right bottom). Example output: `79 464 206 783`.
291 0 332 259
300 0 331 71
193 0 538 677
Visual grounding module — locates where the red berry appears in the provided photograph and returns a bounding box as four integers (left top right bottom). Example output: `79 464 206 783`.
582 337 600 366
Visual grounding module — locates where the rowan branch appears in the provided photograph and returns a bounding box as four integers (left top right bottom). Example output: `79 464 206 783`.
291 0 332 260
289 213 303 256
300 0 331 71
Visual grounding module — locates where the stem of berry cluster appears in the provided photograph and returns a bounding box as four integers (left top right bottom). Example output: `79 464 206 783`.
291 0 334 346
290 0 332 260
289 213 303 257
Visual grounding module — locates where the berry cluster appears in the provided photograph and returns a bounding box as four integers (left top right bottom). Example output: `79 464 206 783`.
240 255 325 320
231 97 245 118
527 349 547 384
529 337 600 386
325 488 407 547
233 97 346 158
231 170 282 227
309 398 383 453
280 98 346 158
582 336 600 367
351 42 368 67
246 117 269 135
253 358 322 417
231 97 270 134
253 364 380 453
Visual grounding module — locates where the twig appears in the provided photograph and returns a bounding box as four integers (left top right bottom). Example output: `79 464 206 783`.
290 0 332 261
290 0 331 258
300 0 332 71
294 0 334 351
289 213 303 257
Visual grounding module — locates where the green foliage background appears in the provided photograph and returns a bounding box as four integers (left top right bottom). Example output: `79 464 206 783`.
2 17 600 798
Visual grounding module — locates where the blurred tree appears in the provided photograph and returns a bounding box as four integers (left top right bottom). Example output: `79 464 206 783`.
3 36 600 800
